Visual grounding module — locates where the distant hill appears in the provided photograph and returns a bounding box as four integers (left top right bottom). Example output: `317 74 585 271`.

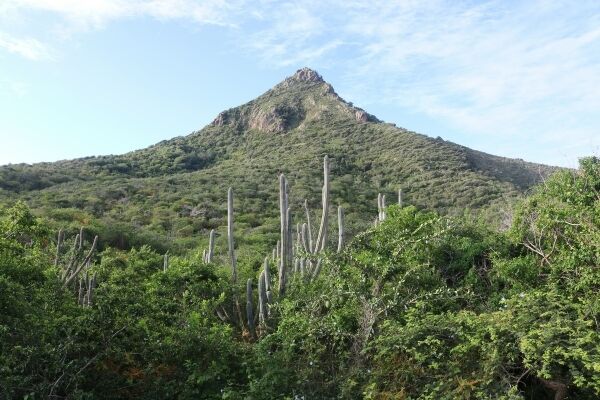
0 67 557 253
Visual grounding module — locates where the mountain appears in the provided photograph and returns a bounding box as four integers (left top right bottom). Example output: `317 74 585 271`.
0 68 557 253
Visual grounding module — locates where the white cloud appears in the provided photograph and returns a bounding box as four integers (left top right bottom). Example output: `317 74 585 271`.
0 0 245 59
0 32 52 60
2 0 244 30
0 79 30 97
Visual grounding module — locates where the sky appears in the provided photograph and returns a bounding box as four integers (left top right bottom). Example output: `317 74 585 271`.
0 0 599 168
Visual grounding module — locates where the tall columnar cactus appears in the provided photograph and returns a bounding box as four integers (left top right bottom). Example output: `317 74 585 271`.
264 257 271 293
377 193 386 222
78 277 84 305
337 205 344 253
303 200 314 252
61 233 80 283
227 187 245 329
63 235 98 287
286 206 292 267
278 174 289 295
56 229 99 307
163 252 169 272
55 229 64 267
301 223 309 253
398 188 403 208
315 155 330 253
227 187 237 284
78 271 96 307
86 273 96 307
246 278 256 339
296 155 332 279
295 222 301 251
258 270 267 328
205 229 215 263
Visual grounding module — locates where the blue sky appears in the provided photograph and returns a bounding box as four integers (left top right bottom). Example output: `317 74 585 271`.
0 0 599 167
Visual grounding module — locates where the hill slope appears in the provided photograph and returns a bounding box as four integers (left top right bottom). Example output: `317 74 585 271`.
0 68 556 252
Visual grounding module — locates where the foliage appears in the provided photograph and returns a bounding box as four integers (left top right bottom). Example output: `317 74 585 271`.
0 150 596 399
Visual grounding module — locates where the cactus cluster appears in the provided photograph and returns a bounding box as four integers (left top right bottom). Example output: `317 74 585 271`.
376 188 404 224
225 156 337 339
296 155 332 280
56 228 98 307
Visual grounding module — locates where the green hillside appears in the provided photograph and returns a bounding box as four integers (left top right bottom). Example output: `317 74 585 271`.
0 68 556 254
0 68 597 399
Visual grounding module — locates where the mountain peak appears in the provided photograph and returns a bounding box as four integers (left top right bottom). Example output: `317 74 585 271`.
210 67 378 132
289 67 324 83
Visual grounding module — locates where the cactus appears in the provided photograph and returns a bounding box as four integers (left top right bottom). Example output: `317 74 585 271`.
207 229 215 263
264 257 271 293
63 235 98 287
227 187 245 330
295 223 301 255
163 252 169 272
291 156 333 279
258 270 267 328
301 223 310 253
303 200 314 252
87 273 96 307
398 188 403 208
227 187 237 284
246 278 256 339
54 229 64 267
337 205 344 253
278 174 289 295
56 229 98 306
315 155 330 253
286 206 292 268
377 193 386 222
62 233 80 281
78 277 84 305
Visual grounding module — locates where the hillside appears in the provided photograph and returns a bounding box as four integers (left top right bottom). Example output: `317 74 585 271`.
1 68 598 400
0 68 556 252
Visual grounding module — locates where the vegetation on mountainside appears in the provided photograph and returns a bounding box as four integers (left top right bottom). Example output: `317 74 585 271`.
0 69 556 257
1 156 598 399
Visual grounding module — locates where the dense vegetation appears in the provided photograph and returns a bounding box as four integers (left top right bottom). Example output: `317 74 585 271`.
0 69 556 257
1 155 598 399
